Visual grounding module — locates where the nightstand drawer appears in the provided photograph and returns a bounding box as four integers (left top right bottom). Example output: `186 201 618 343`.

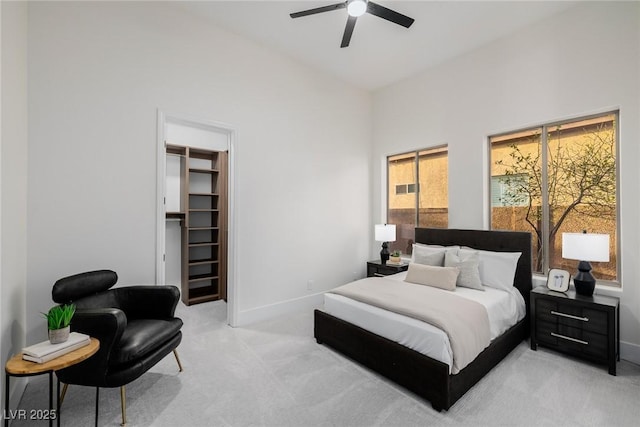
374 266 401 276
536 320 608 359
536 299 608 334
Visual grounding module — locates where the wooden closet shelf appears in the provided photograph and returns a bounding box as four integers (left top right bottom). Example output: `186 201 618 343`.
188 242 220 248
189 168 219 174
189 274 219 283
189 258 219 266
188 291 219 304
166 146 186 156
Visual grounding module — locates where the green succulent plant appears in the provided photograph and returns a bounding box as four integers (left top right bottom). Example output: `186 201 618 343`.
42 304 76 330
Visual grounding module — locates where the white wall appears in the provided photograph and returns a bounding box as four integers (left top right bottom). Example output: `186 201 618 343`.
1 0 29 409
26 1 371 340
372 2 640 360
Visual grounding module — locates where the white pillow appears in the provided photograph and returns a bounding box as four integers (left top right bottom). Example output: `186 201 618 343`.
459 247 521 291
444 250 483 291
411 244 459 266
412 243 460 252
411 244 444 258
404 263 459 291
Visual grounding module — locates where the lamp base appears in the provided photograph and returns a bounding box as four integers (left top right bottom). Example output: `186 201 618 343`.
380 242 389 265
574 279 596 296
574 260 596 296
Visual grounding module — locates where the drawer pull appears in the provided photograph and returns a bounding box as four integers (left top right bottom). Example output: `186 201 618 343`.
374 273 385 277
550 310 589 322
551 332 588 345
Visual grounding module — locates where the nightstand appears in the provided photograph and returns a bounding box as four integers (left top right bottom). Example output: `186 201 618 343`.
366 260 409 277
530 286 619 375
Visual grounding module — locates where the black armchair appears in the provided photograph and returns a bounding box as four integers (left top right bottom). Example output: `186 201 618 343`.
52 270 183 425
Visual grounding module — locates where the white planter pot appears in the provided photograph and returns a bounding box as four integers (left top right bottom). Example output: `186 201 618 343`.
49 326 70 344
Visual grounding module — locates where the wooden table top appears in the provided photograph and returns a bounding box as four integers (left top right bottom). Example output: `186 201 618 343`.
5 338 100 375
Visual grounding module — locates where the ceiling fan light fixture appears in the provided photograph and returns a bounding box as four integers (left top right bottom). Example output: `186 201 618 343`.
347 0 367 17
290 0 414 48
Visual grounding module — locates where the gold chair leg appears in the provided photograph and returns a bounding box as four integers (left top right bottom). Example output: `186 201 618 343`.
120 386 126 426
173 349 183 372
59 383 69 406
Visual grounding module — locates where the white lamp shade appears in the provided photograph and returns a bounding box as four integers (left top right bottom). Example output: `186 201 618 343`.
562 233 610 262
375 224 396 242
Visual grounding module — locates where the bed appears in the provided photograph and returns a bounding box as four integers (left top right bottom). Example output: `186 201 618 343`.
314 228 532 411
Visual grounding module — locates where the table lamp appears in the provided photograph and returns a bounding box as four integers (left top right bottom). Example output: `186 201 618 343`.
375 224 396 265
562 232 610 296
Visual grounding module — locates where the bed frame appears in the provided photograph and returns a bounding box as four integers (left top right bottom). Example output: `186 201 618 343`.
314 228 532 411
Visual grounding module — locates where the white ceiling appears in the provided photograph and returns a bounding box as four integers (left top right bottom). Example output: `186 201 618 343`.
177 1 579 91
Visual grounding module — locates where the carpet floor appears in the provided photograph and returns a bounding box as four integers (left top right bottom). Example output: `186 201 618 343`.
12 300 640 426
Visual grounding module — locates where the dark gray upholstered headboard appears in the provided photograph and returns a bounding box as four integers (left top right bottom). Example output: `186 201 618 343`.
414 228 533 313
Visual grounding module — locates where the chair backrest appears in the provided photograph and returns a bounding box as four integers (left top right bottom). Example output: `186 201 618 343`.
52 270 118 305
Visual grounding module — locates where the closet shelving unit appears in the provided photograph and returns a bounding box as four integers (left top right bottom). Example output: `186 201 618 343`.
166 144 227 306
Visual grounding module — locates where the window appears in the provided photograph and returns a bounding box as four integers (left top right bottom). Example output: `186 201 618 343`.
395 184 418 195
490 112 618 282
491 174 530 207
387 146 448 255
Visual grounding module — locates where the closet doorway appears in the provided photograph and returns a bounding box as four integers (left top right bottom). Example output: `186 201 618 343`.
156 111 236 325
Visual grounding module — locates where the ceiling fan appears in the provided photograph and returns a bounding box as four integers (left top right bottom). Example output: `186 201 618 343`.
290 0 415 48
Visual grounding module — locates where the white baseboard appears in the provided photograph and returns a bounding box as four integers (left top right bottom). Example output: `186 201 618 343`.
234 292 325 327
621 340 640 365
232 292 640 368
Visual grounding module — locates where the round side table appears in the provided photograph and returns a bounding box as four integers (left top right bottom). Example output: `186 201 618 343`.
4 338 99 427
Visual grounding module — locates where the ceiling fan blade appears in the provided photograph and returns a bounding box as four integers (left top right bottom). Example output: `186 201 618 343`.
340 15 358 48
290 2 346 19
367 1 414 28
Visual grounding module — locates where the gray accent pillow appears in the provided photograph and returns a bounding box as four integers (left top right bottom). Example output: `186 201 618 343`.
412 244 459 266
444 250 484 291
414 251 445 266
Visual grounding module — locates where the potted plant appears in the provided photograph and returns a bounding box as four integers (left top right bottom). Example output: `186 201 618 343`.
390 250 402 264
43 304 76 344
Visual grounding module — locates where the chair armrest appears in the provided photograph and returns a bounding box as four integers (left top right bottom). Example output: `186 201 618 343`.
58 308 127 386
114 285 180 319
71 308 127 357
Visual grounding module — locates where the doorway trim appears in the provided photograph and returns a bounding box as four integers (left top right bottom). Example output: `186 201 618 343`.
156 109 238 326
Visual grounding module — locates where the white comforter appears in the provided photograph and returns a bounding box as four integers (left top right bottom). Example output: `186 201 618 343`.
323 271 525 373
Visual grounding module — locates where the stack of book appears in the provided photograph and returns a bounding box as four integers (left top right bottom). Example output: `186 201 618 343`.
22 332 91 363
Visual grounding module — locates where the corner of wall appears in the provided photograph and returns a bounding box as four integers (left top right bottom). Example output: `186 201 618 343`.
1 0 30 412
234 293 325 328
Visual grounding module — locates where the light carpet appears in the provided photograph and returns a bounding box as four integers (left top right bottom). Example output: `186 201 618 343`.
12 300 640 426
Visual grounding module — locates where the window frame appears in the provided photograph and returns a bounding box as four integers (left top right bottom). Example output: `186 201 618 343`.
386 145 449 254
488 111 620 286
